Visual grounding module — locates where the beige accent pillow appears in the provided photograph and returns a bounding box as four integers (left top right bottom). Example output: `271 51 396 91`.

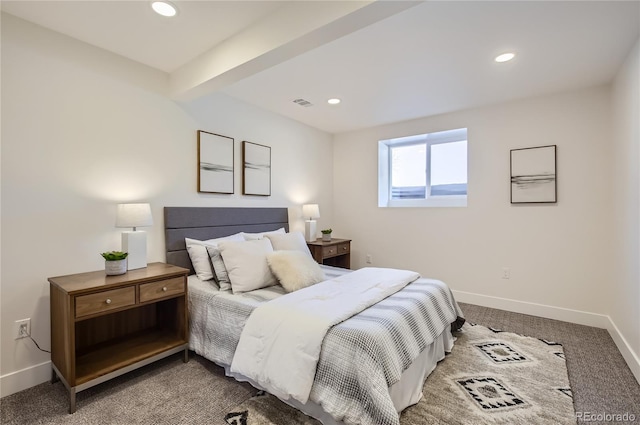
265 231 311 257
217 239 277 293
266 250 325 293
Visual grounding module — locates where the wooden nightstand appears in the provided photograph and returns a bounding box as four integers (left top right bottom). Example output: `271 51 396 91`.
49 262 189 413
307 238 351 269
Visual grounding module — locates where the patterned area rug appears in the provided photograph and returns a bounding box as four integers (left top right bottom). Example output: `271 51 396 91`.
225 323 576 425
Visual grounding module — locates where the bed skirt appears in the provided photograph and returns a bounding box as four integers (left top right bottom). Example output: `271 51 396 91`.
224 326 456 425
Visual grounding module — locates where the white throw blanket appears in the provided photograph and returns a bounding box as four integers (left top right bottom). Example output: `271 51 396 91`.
230 267 420 404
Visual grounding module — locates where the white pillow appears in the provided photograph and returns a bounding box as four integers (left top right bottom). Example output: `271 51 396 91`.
217 239 277 293
185 233 244 280
266 250 325 292
205 246 232 291
241 227 286 240
266 231 311 257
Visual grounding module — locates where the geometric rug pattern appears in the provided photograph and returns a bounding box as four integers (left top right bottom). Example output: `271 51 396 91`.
226 323 576 425
403 322 577 424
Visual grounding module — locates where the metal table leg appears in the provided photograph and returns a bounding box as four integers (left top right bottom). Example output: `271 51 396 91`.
69 388 76 414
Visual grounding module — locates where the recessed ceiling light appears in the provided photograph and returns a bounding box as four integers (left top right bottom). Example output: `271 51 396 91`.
495 52 515 63
327 98 341 105
151 1 177 17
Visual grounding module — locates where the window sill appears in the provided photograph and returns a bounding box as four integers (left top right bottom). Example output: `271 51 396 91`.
381 196 467 208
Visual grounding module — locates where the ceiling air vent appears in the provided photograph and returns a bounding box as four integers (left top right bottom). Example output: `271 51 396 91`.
293 98 313 107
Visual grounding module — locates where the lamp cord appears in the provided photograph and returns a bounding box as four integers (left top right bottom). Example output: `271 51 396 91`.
28 335 51 353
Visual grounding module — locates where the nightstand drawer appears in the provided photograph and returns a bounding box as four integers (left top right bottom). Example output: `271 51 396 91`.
323 242 350 258
337 242 350 255
76 287 135 318
139 277 184 303
322 245 338 258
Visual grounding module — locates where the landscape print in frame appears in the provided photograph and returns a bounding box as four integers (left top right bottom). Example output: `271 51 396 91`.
242 141 271 196
198 130 234 194
510 145 557 204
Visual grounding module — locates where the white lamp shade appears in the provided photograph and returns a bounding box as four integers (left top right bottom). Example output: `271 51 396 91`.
302 204 320 220
116 203 153 229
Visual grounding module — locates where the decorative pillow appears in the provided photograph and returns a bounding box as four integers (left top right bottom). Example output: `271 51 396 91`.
266 250 325 292
206 246 232 291
185 233 244 281
241 227 286 240
217 239 277 293
266 231 312 257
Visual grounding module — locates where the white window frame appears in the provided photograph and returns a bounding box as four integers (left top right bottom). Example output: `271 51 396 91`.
378 128 467 208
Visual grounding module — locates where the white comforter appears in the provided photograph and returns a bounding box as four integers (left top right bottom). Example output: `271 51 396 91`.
230 267 420 404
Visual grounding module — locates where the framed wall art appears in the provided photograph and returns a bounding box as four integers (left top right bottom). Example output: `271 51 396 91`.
198 130 234 194
510 145 557 204
242 141 271 196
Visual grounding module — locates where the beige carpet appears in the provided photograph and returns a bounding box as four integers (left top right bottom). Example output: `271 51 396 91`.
225 323 576 425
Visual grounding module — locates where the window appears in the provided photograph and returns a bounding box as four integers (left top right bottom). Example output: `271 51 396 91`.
378 128 467 207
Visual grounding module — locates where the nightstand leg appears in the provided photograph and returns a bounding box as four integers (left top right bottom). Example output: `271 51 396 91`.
183 347 189 363
69 388 76 414
51 368 59 384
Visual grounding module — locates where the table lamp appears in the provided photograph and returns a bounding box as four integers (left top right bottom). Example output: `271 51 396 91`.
302 204 320 242
116 203 153 270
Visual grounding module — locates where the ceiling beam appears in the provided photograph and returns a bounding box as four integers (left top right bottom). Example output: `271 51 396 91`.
170 1 421 101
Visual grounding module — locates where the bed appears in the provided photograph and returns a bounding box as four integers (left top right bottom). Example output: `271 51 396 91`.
164 206 464 425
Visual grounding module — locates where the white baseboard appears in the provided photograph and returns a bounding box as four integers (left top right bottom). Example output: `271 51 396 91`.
0 360 51 398
453 290 640 384
452 290 610 328
606 317 640 385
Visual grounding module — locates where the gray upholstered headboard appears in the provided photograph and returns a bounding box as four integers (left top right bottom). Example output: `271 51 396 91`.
164 207 290 274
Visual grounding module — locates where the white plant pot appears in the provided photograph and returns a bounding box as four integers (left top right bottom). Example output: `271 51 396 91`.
105 259 127 276
322 233 332 242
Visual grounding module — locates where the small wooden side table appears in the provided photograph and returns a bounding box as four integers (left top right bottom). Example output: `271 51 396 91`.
49 262 189 413
307 238 351 269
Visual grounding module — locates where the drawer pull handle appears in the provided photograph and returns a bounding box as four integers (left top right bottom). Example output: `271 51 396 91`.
105 299 112 305
343 246 347 250
162 287 167 292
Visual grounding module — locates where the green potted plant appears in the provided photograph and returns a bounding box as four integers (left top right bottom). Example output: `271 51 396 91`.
321 228 332 242
101 251 128 276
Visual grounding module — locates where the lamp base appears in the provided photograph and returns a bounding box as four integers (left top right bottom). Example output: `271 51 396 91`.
122 231 147 270
305 220 317 242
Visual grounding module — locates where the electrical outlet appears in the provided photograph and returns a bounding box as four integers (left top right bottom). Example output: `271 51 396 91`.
501 268 510 279
14 318 31 340
366 254 372 264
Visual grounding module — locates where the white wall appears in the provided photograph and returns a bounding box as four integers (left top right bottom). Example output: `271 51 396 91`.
333 86 613 318
611 38 640 376
0 14 333 396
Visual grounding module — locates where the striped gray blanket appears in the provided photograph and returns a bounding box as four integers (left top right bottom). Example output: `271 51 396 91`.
188 266 464 425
